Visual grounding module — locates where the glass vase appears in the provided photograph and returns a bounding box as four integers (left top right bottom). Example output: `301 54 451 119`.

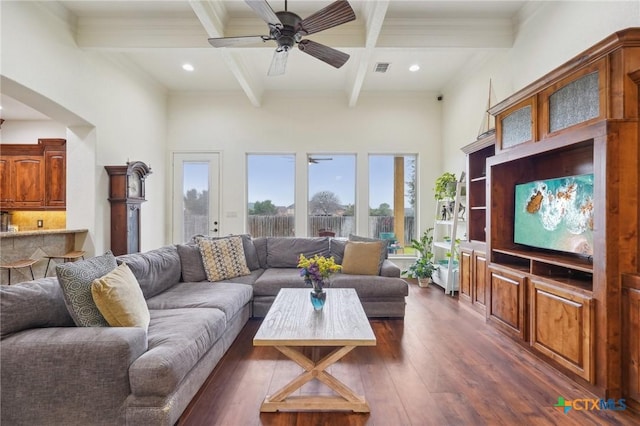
310 289 326 311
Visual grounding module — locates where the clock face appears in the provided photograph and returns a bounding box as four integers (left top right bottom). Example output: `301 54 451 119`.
128 175 142 198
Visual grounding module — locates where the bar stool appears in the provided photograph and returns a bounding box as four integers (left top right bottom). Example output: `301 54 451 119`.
1 258 37 285
45 250 86 277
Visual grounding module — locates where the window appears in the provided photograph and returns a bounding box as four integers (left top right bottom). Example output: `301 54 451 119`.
246 155 295 237
308 154 356 237
369 155 417 254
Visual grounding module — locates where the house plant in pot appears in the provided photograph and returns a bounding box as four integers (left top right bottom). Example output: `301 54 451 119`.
434 172 458 201
403 228 436 287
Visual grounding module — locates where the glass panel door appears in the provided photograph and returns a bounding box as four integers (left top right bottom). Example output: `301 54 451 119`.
172 152 220 244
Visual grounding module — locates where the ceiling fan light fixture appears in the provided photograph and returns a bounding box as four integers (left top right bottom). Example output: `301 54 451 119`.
207 0 356 76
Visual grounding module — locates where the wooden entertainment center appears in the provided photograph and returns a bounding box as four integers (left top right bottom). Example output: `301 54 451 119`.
460 28 640 405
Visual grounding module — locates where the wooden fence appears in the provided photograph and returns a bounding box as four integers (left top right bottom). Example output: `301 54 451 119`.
247 215 415 244
184 213 416 244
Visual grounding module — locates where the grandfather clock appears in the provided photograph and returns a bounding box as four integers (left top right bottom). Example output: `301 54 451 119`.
105 161 152 255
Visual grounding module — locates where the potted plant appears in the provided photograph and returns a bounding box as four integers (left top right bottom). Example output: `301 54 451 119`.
403 228 436 287
434 172 458 200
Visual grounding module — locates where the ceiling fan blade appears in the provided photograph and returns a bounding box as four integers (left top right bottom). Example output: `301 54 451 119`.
268 49 289 76
298 40 349 69
297 0 356 36
208 36 266 48
245 0 282 26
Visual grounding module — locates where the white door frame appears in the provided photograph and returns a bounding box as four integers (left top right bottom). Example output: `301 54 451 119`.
172 152 221 244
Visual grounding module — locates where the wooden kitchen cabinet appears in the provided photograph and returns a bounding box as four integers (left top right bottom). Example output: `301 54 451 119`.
45 148 66 207
1 156 45 208
13 156 45 207
0 139 66 210
0 157 11 205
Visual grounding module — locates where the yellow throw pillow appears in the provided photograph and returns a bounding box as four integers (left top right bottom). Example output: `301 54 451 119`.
91 262 150 330
341 241 384 275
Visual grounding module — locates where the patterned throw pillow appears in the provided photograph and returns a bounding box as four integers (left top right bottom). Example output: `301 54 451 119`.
196 236 251 282
91 262 150 330
56 251 118 327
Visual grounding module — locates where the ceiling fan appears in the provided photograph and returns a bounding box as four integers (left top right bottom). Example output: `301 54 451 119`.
208 0 356 76
308 156 333 164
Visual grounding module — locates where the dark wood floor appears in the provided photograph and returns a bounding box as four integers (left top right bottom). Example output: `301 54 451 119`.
178 283 639 426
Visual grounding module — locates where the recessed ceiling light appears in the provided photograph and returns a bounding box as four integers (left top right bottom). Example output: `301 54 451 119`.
409 64 420 72
182 63 194 72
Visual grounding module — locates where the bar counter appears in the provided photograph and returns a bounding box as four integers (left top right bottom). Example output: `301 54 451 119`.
0 228 88 285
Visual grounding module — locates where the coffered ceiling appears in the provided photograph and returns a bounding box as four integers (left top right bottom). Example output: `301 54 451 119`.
2 0 532 118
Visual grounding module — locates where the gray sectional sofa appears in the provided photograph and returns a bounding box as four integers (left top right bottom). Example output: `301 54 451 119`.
0 236 408 425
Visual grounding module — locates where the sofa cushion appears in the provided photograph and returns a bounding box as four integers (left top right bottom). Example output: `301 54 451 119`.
117 245 182 299
176 243 207 282
341 241 385 275
330 274 409 298
197 236 250 281
253 237 268 268
239 234 260 270
253 268 308 296
91 262 150 330
56 251 118 327
329 238 346 264
128 308 226 397
145 282 253 322
266 237 330 268
0 277 74 338
217 268 264 285
349 234 387 269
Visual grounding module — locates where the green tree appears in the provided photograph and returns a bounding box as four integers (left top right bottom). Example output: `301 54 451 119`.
184 188 208 215
343 203 355 216
370 203 392 216
406 157 416 209
250 200 277 215
309 191 341 215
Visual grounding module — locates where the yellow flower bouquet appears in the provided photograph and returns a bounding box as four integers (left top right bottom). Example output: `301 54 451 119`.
297 254 341 291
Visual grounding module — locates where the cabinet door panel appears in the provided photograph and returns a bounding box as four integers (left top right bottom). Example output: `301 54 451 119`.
473 252 487 307
459 248 472 303
622 281 640 403
12 157 44 207
0 158 11 205
45 151 66 207
530 278 593 381
488 265 526 340
127 204 140 254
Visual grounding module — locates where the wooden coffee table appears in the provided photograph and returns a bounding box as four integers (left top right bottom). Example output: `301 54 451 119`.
253 288 376 413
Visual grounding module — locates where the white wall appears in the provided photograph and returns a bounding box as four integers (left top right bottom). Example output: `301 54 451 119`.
441 1 640 171
0 120 67 141
1 1 168 253
168 91 442 239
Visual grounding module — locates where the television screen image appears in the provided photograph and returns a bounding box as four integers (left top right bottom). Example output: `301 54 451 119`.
514 174 594 256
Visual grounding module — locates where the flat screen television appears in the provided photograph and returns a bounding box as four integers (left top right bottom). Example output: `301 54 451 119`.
514 173 594 256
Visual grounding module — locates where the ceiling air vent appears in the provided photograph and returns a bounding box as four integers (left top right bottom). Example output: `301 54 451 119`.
374 62 390 73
